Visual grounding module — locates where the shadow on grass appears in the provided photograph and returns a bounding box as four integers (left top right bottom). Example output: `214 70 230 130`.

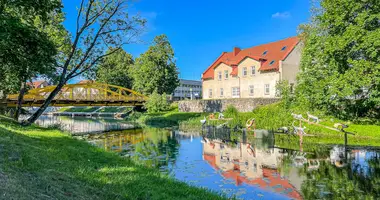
0 119 224 200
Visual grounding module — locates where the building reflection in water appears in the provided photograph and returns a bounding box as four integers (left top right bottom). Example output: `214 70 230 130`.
202 134 303 199
70 122 380 200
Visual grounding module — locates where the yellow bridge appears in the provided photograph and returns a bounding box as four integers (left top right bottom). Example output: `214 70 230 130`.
6 83 148 107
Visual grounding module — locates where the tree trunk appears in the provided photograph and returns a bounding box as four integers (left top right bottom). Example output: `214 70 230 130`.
14 79 27 121
23 81 66 125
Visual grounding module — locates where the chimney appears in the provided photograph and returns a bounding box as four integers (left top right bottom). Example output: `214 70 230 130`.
233 47 241 56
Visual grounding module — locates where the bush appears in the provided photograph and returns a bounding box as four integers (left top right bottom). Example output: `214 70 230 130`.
223 105 238 118
144 91 169 113
276 80 293 108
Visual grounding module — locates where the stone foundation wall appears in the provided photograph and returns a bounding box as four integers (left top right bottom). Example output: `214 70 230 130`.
178 98 280 113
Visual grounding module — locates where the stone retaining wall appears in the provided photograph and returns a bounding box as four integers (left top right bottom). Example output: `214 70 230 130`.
178 98 280 113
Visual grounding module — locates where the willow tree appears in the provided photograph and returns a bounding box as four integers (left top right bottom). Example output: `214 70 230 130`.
297 0 380 119
24 0 146 125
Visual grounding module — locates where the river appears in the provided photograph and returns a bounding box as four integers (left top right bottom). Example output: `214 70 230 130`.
35 115 380 200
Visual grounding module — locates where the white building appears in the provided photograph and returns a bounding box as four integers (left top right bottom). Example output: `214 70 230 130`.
172 79 202 100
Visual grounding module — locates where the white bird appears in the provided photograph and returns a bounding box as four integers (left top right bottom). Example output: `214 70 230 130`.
278 127 289 133
291 113 304 120
218 112 225 120
334 123 349 131
200 116 207 125
307 112 320 123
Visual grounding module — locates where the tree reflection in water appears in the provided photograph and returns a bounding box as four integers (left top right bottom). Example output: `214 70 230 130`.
301 150 380 199
132 128 180 171
201 126 380 199
85 125 380 199
86 128 180 173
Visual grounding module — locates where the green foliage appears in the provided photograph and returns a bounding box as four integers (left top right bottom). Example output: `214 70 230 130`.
223 105 239 118
24 0 146 125
130 34 179 95
0 115 224 199
140 111 201 128
144 91 169 113
58 107 100 113
91 48 134 89
297 0 380 119
276 80 293 108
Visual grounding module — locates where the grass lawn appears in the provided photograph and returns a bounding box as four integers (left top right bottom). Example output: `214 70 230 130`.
135 111 202 128
59 106 100 113
132 102 380 146
0 116 224 200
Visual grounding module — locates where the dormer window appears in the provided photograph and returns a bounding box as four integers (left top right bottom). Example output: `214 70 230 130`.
281 46 287 51
262 50 268 56
269 60 275 65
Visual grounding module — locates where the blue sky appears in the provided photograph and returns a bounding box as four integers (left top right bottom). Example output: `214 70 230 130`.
62 0 310 81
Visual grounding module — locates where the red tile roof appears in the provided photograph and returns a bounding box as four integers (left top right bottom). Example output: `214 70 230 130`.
202 37 300 80
221 168 302 200
27 80 47 89
78 80 94 84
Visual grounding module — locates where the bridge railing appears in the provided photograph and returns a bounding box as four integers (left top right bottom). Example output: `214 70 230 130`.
6 83 148 103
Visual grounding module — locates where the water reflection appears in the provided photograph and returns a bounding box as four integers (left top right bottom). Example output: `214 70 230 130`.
33 115 135 134
39 116 380 199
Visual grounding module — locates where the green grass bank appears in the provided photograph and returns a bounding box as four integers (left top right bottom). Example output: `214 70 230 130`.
132 102 380 146
0 116 224 200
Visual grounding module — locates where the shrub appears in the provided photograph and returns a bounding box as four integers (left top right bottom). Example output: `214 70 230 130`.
224 105 238 118
144 91 169 113
276 80 293 109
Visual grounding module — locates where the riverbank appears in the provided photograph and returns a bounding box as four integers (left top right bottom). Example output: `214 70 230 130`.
0 116 224 200
132 102 380 146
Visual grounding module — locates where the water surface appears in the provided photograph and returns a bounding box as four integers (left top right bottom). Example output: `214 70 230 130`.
36 116 380 200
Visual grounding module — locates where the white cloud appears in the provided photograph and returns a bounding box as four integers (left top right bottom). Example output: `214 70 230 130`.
272 12 291 19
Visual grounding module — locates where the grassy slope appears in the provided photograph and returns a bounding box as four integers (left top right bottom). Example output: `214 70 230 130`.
59 107 100 113
134 103 380 146
0 116 224 200
136 111 201 128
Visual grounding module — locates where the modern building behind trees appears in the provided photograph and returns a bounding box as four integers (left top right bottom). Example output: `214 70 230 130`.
202 37 301 99
171 79 202 100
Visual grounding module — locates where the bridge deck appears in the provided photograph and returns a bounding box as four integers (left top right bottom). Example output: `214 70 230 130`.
5 83 148 107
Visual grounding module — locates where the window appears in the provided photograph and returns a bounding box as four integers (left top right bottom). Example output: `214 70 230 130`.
281 46 287 51
269 60 275 65
262 50 268 56
232 87 240 97
251 66 256 75
249 85 254 96
209 89 212 98
242 67 247 76
264 84 270 95
218 71 222 80
220 88 224 97
224 70 229 79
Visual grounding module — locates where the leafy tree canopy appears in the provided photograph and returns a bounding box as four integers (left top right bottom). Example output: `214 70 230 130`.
297 0 380 119
92 48 134 89
131 34 179 95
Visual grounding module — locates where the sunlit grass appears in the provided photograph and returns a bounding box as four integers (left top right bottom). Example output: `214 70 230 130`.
0 115 225 200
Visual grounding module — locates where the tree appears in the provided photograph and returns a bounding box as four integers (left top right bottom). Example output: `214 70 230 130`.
91 47 134 89
24 0 146 125
297 0 380 119
276 80 293 109
0 0 64 120
130 34 179 95
144 90 169 113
